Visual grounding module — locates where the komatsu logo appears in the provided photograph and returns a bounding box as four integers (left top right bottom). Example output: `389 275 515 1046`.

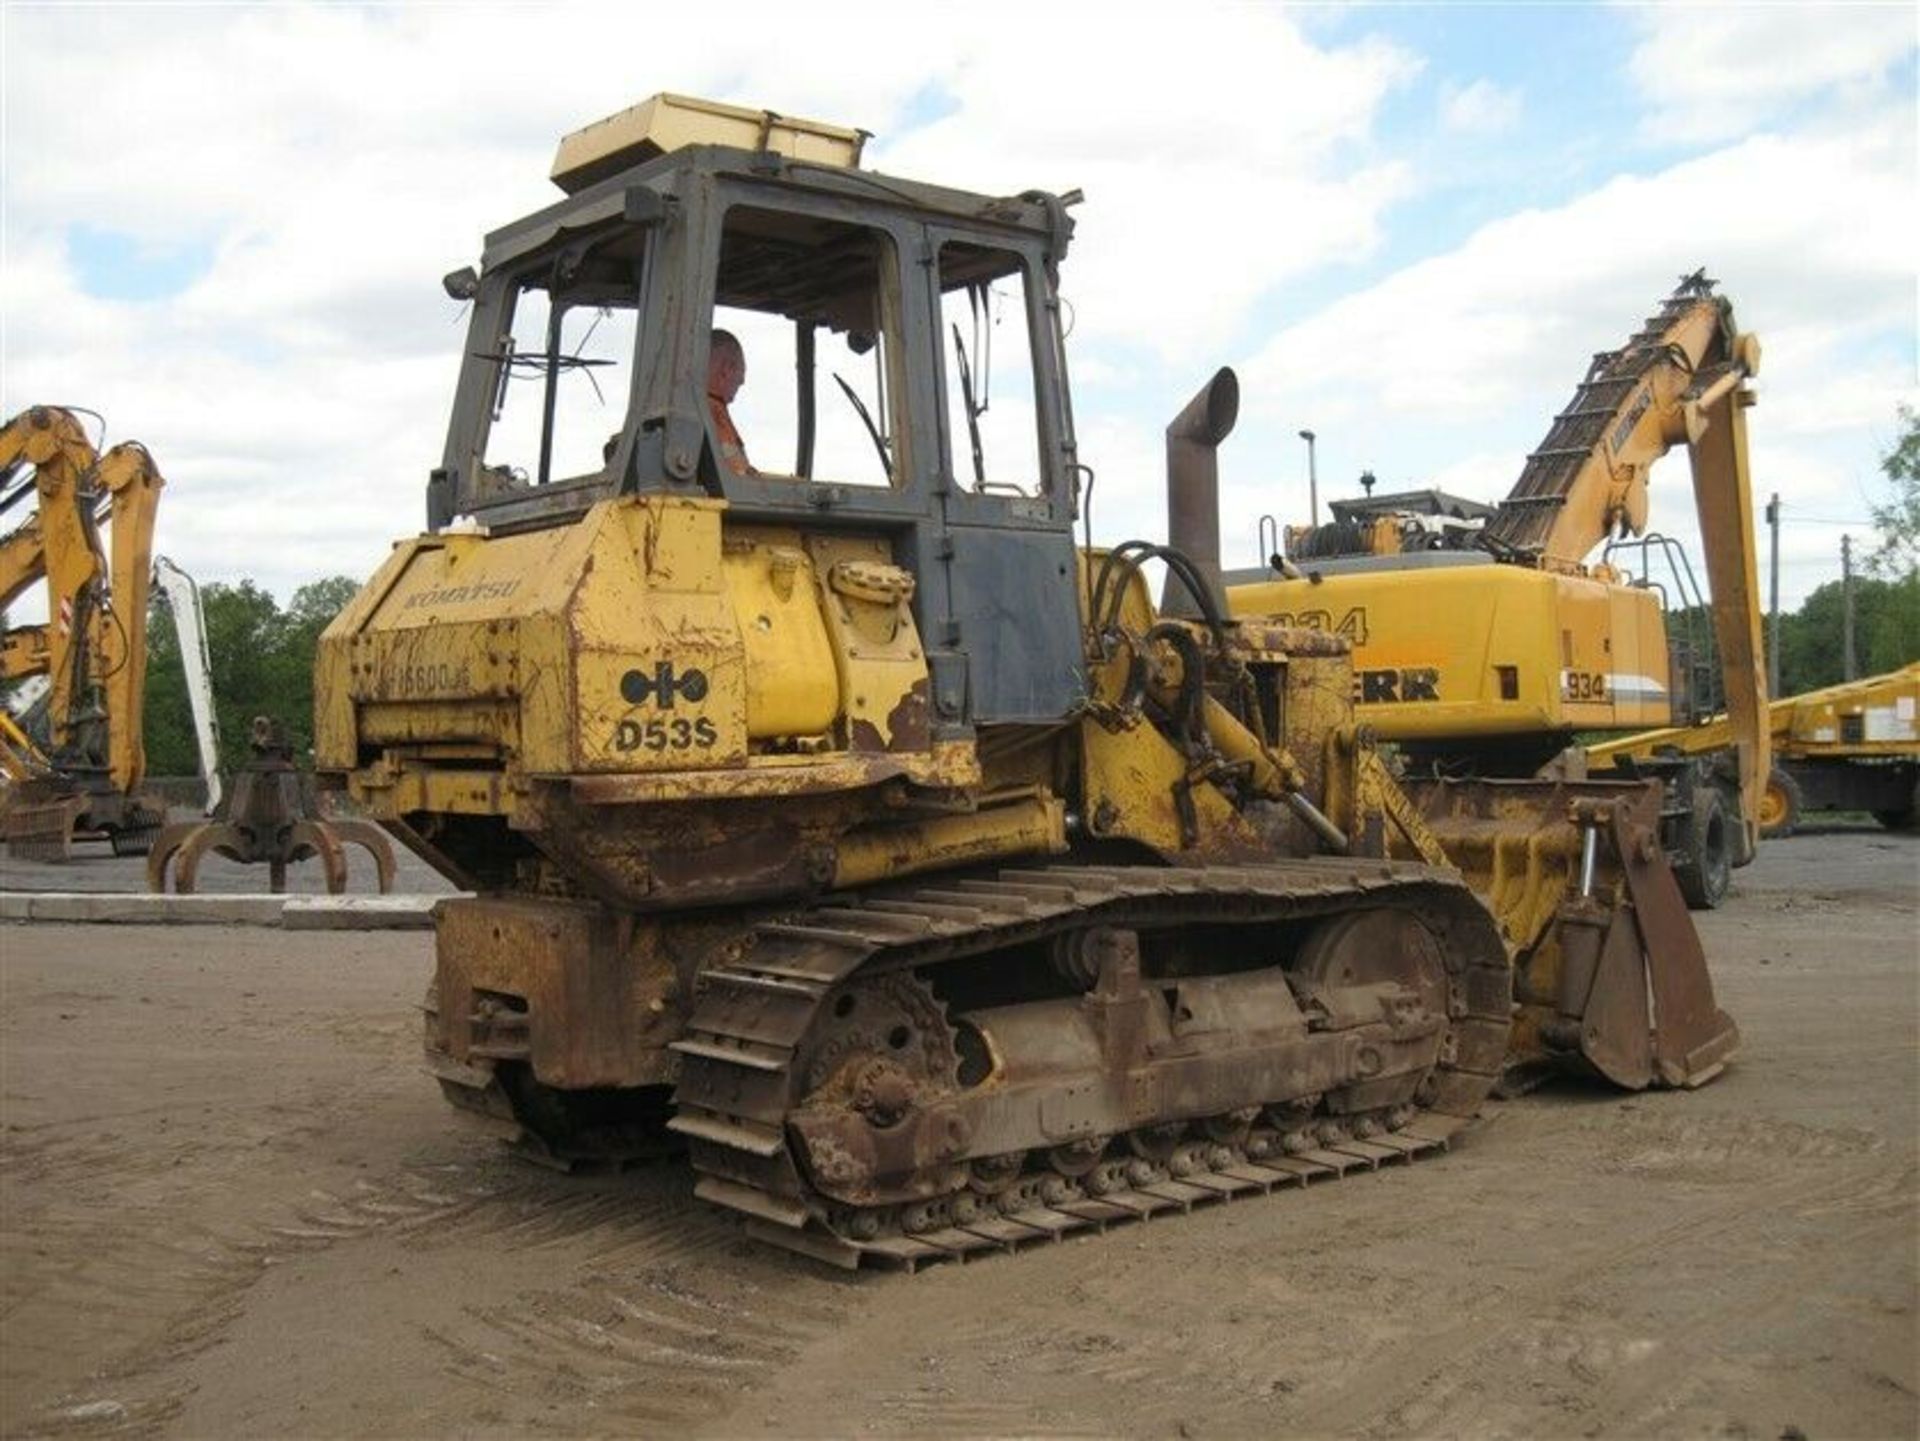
402 579 519 609
620 662 709 709
1356 667 1440 704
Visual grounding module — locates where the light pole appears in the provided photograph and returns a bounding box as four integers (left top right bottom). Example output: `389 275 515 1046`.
1298 429 1318 526
1842 534 1857 681
1765 493 1780 696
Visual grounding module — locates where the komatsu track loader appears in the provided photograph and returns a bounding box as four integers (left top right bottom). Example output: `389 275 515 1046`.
315 93 1739 1269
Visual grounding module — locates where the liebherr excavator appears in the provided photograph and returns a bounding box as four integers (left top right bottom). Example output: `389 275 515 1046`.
1225 278 1770 909
1 406 181 858
315 94 1738 1269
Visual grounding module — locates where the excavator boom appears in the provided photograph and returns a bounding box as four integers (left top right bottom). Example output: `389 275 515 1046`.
1488 274 1754 567
1492 274 1770 846
0 406 169 857
152 556 224 814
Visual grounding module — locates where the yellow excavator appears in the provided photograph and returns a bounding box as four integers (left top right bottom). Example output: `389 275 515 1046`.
315 93 1738 1269
2 406 170 858
1223 278 1770 909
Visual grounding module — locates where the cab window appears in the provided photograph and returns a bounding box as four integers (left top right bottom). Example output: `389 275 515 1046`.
480 228 645 488
938 241 1043 497
709 205 903 488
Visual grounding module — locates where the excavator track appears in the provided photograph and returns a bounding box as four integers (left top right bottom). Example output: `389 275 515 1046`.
670 859 1510 1270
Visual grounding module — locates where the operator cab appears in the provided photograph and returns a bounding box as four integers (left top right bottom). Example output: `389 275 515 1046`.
430 93 1088 729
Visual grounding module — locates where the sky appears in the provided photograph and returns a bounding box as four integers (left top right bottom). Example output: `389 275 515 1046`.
2 1 1915 620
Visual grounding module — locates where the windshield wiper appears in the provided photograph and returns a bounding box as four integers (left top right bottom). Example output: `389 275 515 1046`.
951 322 986 489
833 373 893 481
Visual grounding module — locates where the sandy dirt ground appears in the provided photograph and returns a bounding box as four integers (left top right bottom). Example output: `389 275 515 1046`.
2 828 1915 1439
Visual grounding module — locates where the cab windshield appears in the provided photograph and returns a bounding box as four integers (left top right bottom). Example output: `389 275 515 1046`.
479 227 647 488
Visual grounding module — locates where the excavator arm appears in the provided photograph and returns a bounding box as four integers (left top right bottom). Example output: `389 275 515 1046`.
1 408 107 747
0 406 169 857
1486 275 1770 853
1679 352 1769 855
1486 273 1760 571
92 443 163 794
0 409 164 795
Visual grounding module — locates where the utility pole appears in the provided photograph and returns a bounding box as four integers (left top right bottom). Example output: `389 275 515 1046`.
1841 533 1857 681
1766 493 1781 696
1298 429 1319 526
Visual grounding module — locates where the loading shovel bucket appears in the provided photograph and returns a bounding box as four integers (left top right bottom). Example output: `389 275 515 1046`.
1407 776 1740 1091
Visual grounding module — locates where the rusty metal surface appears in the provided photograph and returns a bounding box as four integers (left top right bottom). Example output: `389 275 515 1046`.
1409 774 1739 1091
666 858 1509 1268
147 716 397 894
1600 795 1741 1086
3 782 163 861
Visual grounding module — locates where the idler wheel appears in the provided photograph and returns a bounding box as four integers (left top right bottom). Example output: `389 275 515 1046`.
1127 1123 1183 1162
1048 1136 1107 1178
968 1151 1024 1194
1203 1107 1259 1147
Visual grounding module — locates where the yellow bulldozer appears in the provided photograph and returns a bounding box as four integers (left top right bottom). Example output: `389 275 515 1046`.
315 93 1738 1269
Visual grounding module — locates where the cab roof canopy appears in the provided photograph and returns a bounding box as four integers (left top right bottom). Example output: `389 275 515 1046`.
481 94 1074 298
551 92 868 194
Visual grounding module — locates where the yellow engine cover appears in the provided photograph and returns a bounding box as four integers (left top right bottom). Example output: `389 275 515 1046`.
1226 563 1674 740
315 496 929 784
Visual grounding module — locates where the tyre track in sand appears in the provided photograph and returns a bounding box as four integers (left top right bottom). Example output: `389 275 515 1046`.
14 1160 505 1438
1282 1130 1917 1438
146 1162 857 1438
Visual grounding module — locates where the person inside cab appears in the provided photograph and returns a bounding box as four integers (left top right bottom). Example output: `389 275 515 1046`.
707 328 754 477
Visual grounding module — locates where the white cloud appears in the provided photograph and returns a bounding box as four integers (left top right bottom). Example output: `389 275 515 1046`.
875 13 1422 362
1625 3 1916 143
1238 115 1914 426
0 1 1910 626
1439 79 1522 135
1229 100 1915 608
1 1 1421 605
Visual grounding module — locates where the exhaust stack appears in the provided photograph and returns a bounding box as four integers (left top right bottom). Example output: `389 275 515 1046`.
1164 367 1239 614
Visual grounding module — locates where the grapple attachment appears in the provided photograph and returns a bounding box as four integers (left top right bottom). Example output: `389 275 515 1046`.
1407 776 1739 1091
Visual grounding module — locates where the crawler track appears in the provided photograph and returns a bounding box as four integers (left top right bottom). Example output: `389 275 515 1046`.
670 860 1510 1269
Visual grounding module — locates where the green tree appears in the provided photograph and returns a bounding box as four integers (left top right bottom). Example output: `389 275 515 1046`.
270 576 364 754
142 595 193 775
142 575 362 779
1776 574 1920 695
1867 404 1920 577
